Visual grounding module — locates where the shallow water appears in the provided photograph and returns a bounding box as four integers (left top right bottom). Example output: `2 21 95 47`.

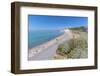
28 30 64 49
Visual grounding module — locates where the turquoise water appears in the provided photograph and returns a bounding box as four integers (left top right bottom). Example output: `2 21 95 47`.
28 30 64 49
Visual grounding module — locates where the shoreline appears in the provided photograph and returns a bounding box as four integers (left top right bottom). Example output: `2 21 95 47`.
28 31 64 50
28 29 73 59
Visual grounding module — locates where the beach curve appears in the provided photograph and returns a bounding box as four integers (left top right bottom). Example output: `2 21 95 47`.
28 29 73 60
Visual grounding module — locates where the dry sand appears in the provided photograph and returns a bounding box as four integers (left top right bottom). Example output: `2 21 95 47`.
28 29 73 60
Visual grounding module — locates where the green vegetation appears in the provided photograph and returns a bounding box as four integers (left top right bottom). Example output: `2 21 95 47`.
56 31 88 59
69 26 87 32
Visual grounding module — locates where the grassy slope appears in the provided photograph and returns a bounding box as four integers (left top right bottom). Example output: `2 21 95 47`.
55 27 88 59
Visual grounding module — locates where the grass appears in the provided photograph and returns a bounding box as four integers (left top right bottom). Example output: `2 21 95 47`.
69 26 87 32
56 31 88 59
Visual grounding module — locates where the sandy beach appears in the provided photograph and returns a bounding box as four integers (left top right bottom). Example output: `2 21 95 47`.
28 29 73 60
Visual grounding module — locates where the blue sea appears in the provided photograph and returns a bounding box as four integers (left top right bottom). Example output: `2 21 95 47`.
28 30 64 49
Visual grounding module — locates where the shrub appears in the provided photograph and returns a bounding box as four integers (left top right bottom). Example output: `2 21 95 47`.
67 48 88 58
56 32 88 58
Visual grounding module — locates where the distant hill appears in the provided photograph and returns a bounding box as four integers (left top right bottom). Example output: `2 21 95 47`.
69 26 88 32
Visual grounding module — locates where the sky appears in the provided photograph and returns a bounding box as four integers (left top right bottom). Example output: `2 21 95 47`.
28 15 88 31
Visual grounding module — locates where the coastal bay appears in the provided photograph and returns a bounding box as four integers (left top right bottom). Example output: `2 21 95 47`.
28 15 88 60
28 29 72 60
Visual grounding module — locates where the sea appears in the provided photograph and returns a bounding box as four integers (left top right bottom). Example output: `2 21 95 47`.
28 30 64 49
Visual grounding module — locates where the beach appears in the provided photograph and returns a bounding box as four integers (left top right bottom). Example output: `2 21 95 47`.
28 29 73 60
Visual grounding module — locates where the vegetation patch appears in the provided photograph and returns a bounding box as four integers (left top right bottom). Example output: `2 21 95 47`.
56 31 88 59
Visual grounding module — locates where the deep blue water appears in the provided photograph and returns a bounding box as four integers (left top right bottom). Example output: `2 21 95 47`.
28 30 64 49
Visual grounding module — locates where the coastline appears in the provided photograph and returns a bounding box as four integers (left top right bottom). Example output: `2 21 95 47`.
28 29 73 60
28 30 64 50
